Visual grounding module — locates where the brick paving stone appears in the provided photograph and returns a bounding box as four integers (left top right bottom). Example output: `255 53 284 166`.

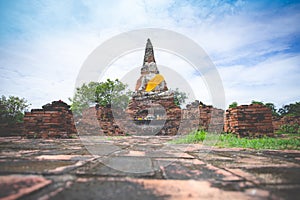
0 160 78 174
0 175 51 200
0 136 299 199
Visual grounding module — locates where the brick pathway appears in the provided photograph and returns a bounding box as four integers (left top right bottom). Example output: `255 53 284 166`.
0 136 299 200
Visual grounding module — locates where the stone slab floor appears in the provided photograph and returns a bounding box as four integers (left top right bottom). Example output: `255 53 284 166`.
0 136 299 200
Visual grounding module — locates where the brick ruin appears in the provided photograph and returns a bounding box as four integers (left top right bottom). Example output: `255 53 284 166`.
2 39 296 138
3 100 295 138
76 106 124 136
180 101 224 134
224 104 274 137
0 122 24 137
122 38 182 135
76 100 224 136
77 39 184 136
272 115 300 132
19 99 295 138
199 104 225 133
74 39 224 136
23 100 77 138
77 100 181 136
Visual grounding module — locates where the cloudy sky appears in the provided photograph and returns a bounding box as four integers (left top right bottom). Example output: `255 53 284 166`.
0 0 299 110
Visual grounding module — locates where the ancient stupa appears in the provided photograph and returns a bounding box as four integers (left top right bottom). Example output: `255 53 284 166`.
125 39 181 135
135 39 168 93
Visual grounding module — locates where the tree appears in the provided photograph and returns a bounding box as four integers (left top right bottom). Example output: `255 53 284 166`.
0 95 30 124
95 79 131 109
69 79 131 115
229 102 238 108
278 102 300 116
172 88 188 107
69 82 100 116
251 100 264 105
265 103 279 117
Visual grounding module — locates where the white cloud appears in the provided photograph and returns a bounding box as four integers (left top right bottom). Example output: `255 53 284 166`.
219 54 300 108
0 0 299 110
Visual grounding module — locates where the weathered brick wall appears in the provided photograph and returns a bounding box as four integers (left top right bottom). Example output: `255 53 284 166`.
199 105 224 132
98 106 126 135
23 100 77 138
124 96 181 135
76 95 182 136
76 107 103 135
180 102 200 134
0 122 24 136
180 102 224 134
272 115 300 132
77 106 129 136
224 104 273 137
77 101 226 136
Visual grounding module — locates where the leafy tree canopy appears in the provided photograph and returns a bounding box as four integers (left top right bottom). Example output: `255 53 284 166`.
229 102 238 108
264 102 280 117
171 88 188 107
0 95 30 124
251 100 264 105
278 102 300 116
69 79 131 115
95 79 130 108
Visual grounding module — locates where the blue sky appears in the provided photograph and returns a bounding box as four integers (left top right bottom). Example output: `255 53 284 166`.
0 0 299 109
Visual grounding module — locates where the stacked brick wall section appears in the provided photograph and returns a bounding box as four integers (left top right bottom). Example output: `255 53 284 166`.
180 102 200 134
181 102 224 134
224 104 274 137
23 100 77 138
6 100 285 138
76 107 103 135
272 115 300 132
77 101 225 136
125 96 181 135
98 106 126 135
78 97 182 136
77 106 127 136
199 105 224 132
0 122 24 136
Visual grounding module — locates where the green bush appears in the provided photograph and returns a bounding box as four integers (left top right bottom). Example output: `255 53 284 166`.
0 95 30 124
276 124 300 134
171 88 188 107
278 102 300 116
69 79 131 116
229 102 238 108
251 100 264 105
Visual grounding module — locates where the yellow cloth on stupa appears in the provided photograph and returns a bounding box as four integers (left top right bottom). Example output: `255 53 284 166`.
145 74 164 92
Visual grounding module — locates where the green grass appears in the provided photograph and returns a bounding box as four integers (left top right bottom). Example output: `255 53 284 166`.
217 134 300 150
170 130 207 144
105 135 127 140
171 130 300 150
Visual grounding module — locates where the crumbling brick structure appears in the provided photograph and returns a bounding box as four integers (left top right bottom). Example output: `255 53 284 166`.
0 122 24 136
272 115 300 132
180 102 200 134
124 95 182 135
23 100 77 138
77 97 182 136
199 105 224 132
224 104 274 137
77 105 132 136
181 101 224 134
76 39 224 136
76 101 224 136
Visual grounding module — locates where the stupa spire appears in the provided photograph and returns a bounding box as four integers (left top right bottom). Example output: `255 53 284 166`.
135 38 167 92
143 38 156 65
